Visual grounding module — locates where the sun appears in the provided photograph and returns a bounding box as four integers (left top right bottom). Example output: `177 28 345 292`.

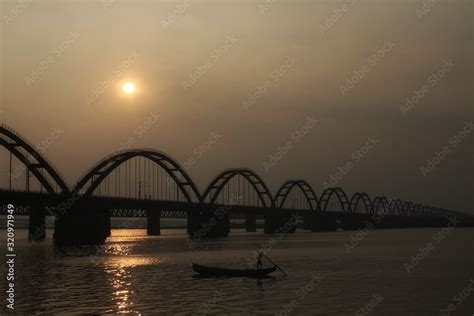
122 82 135 94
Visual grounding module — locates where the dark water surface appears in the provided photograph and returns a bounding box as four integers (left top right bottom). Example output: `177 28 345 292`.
1 228 473 315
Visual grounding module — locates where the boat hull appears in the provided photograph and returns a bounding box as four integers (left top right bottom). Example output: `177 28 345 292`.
192 264 276 278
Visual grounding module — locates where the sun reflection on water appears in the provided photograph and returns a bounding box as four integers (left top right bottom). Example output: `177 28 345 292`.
104 254 164 314
105 263 136 314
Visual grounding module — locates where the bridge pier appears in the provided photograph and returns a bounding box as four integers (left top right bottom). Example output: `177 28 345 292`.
340 213 368 231
405 216 419 228
303 214 313 230
105 209 111 237
245 213 257 232
147 210 161 235
264 211 297 235
187 209 230 239
377 215 403 229
54 200 109 246
458 216 474 227
29 203 46 241
307 212 338 232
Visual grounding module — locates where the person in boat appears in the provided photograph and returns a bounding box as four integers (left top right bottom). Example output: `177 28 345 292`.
257 252 264 270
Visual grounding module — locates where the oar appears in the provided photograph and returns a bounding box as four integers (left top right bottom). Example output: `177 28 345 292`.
263 255 287 276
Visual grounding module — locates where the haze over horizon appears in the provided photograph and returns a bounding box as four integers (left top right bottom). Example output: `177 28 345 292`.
1 0 473 214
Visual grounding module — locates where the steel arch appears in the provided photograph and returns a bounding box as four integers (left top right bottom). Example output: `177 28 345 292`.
202 168 273 207
372 196 390 215
349 192 373 214
273 180 319 210
430 206 439 215
319 187 351 212
422 205 431 215
0 124 69 194
402 202 415 216
74 149 201 202
414 204 425 216
389 199 404 216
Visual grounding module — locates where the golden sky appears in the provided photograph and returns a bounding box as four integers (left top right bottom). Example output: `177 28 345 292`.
0 0 472 212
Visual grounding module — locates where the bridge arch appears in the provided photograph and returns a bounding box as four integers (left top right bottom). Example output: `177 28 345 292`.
372 196 390 215
349 192 373 214
436 207 448 216
422 205 431 215
273 180 319 210
414 204 425 216
74 149 201 202
319 187 351 212
430 206 441 216
0 124 69 194
389 199 404 216
402 202 415 216
202 169 273 207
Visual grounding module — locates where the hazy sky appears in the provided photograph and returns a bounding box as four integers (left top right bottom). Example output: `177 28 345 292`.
1 0 472 213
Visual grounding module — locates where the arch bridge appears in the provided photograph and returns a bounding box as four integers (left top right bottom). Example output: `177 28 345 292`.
1 124 471 244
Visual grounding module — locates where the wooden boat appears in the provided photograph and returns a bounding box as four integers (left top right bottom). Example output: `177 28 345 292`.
192 263 276 278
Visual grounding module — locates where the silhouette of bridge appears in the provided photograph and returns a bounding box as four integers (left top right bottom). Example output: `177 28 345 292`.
1 124 472 245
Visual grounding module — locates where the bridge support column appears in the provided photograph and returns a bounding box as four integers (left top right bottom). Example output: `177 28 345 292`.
187 209 230 239
378 215 403 229
147 210 161 235
303 214 313 230
264 211 297 235
340 213 367 231
29 203 46 241
54 200 109 246
309 212 338 232
404 216 417 228
105 210 111 236
458 216 474 227
245 213 257 232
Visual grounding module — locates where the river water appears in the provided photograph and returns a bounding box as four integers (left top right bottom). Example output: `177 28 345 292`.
1 228 473 315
